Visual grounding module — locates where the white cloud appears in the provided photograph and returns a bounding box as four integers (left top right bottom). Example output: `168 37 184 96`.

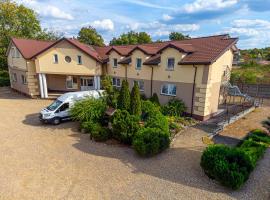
126 21 199 37
232 19 270 28
121 0 175 10
15 0 74 20
162 14 173 21
81 19 114 32
183 0 238 13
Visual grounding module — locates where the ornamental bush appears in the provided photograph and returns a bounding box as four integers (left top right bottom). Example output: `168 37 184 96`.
130 82 142 116
118 80 130 111
161 99 186 117
133 127 170 157
82 121 111 142
149 93 160 106
201 145 253 190
112 110 140 144
262 117 270 133
70 98 107 123
248 129 270 145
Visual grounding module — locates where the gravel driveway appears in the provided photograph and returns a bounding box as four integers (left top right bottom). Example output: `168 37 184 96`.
0 87 269 200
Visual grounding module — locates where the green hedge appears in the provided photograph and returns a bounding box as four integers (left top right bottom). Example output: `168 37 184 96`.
112 110 140 144
161 99 186 117
133 127 170 157
82 121 111 142
201 129 269 190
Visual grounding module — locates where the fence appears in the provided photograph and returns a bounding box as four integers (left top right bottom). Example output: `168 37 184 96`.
233 83 270 98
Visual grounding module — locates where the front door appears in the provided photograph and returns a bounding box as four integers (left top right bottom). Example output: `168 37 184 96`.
80 77 94 91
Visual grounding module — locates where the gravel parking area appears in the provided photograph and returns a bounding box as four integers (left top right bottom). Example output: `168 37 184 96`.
0 87 269 200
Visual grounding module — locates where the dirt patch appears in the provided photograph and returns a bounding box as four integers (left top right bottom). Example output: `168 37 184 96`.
220 100 270 139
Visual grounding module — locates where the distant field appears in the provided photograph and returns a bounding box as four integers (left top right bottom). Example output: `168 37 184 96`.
231 63 270 84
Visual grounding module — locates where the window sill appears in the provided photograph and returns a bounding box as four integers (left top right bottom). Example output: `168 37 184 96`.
160 93 176 97
165 68 174 71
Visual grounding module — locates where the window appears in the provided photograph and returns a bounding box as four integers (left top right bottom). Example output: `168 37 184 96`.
113 58 118 68
58 103 69 112
65 56 72 63
167 58 175 70
136 58 142 70
161 84 176 96
77 55 82 64
134 80 144 91
53 54 58 63
66 76 78 89
21 75 27 85
11 48 20 58
12 73 17 82
112 77 121 87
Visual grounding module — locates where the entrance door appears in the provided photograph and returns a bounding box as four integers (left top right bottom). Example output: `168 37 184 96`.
80 77 94 91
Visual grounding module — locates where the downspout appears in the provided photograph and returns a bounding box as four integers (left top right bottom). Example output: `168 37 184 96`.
150 66 154 96
191 65 198 117
125 65 127 80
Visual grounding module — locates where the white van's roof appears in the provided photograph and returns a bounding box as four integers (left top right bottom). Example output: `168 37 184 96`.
57 90 104 102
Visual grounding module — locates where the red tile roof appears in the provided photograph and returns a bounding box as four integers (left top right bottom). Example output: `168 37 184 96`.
10 34 238 65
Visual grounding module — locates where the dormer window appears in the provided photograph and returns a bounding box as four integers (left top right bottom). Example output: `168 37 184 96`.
113 58 118 68
136 58 142 70
53 54 58 63
167 58 175 70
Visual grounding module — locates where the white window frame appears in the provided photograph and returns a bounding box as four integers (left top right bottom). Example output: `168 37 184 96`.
21 75 27 85
136 58 142 70
53 54 58 64
77 55 82 65
66 76 78 89
133 80 144 91
160 83 176 96
113 58 118 68
112 77 121 87
167 58 175 71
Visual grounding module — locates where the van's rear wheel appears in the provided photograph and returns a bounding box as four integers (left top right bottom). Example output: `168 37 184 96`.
52 117 61 125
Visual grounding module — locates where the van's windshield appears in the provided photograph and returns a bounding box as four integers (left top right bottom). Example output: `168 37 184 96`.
47 100 63 111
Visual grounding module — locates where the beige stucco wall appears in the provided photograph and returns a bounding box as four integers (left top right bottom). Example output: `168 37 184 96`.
7 44 27 70
193 49 234 118
107 51 126 78
35 40 102 76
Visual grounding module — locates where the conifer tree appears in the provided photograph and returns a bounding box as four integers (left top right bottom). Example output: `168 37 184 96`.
118 80 130 110
130 82 141 116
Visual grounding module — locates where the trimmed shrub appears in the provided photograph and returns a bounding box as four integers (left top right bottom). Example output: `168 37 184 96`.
82 121 111 141
201 145 253 190
70 98 107 123
149 93 160 106
247 129 270 145
239 140 267 167
112 110 140 144
145 111 169 134
118 80 130 111
161 99 186 117
133 127 170 157
130 82 142 116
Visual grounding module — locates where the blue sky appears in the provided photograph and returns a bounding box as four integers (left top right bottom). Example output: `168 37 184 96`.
16 0 270 49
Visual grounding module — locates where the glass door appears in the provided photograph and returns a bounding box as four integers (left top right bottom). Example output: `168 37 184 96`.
80 77 94 91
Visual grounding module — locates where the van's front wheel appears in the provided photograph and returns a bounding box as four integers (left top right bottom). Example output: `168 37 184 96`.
52 117 61 125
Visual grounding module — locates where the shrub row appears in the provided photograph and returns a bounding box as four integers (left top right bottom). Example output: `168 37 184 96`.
201 129 270 190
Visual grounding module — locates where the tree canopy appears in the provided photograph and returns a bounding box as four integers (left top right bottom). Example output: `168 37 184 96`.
109 31 152 45
0 0 60 69
169 32 190 41
77 26 105 46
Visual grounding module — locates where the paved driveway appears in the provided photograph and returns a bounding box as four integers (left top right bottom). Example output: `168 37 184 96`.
0 87 269 200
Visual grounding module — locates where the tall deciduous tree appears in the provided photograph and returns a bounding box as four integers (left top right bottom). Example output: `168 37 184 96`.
118 80 130 111
169 32 190 41
77 26 104 46
109 31 152 45
0 0 43 69
130 82 141 116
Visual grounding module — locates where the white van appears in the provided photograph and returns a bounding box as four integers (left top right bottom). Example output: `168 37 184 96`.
39 90 104 125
